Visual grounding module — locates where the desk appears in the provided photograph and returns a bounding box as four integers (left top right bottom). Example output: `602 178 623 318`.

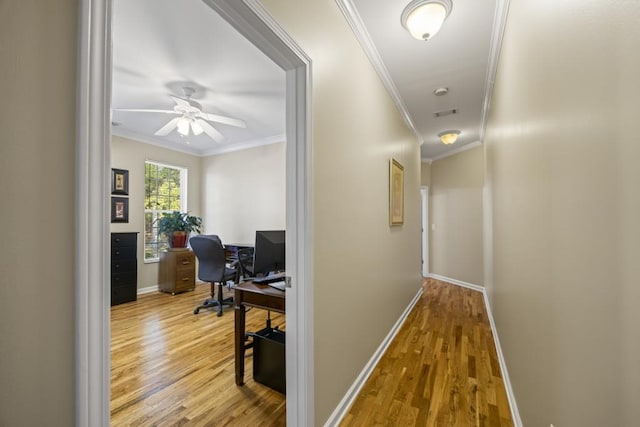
233 281 285 386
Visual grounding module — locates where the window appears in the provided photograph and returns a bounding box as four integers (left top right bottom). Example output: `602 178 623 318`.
144 161 187 261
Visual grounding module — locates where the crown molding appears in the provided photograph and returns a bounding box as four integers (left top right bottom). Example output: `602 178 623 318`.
335 0 423 146
201 133 285 156
112 127 285 157
479 0 511 143
428 140 482 162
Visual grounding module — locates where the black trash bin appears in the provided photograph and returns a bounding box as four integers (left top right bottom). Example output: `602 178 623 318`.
251 327 285 394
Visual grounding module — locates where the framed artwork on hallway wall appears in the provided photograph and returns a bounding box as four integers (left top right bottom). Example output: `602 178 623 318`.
389 158 404 226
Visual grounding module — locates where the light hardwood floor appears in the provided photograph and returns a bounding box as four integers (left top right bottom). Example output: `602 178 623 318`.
111 283 286 426
341 278 514 426
112 278 512 426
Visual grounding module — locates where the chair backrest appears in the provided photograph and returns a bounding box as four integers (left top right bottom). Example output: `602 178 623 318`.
189 234 226 283
236 247 255 280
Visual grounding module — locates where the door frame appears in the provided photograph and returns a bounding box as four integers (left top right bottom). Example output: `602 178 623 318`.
75 0 314 425
420 187 429 277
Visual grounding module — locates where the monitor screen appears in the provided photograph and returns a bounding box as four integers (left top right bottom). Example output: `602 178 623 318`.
253 230 285 275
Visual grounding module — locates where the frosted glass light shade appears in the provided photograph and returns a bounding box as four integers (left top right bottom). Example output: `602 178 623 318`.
177 118 190 136
401 0 452 41
438 130 460 144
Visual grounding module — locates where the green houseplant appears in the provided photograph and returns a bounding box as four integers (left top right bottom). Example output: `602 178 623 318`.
157 211 203 249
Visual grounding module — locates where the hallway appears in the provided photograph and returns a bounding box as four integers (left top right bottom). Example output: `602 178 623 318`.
341 278 513 426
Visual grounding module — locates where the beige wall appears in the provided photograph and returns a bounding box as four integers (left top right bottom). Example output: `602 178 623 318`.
262 1 422 424
201 142 285 244
420 160 431 187
111 136 202 289
485 0 640 425
0 1 77 425
430 147 484 285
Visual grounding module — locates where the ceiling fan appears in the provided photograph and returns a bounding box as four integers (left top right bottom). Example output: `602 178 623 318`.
115 87 246 142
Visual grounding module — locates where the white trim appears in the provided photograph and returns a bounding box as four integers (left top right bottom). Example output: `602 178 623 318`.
200 1 315 425
428 273 485 292
428 140 482 162
78 0 313 425
421 158 433 165
324 286 424 427
427 274 522 426
113 127 286 157
76 0 112 425
335 0 423 146
137 285 159 295
479 0 511 143
421 187 429 277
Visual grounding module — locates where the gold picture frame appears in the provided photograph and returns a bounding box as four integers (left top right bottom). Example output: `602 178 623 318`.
389 158 404 226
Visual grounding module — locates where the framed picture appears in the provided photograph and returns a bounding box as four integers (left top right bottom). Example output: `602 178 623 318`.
111 197 129 223
389 158 404 226
111 168 129 195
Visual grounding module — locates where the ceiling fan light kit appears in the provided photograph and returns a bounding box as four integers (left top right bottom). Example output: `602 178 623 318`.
114 86 246 143
401 0 453 41
438 130 460 145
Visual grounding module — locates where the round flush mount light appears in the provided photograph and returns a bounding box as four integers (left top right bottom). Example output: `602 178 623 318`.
401 0 453 41
438 130 461 144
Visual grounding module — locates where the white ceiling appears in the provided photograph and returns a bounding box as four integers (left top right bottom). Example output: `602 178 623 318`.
112 0 503 160
111 0 286 156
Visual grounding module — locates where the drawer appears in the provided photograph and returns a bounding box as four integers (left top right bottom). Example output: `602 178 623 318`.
111 270 137 287
111 244 136 261
111 233 137 247
111 284 136 306
174 251 195 267
111 259 136 274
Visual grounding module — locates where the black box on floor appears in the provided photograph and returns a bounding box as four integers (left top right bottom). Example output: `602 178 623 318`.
252 327 285 394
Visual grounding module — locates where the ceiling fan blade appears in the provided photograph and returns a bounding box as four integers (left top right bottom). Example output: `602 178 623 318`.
169 96 193 108
198 120 225 143
199 112 247 128
114 108 177 114
154 117 181 136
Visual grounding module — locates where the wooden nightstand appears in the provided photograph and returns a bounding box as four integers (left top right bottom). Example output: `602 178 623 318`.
159 249 196 294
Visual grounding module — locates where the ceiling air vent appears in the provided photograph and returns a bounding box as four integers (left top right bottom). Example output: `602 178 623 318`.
433 108 457 118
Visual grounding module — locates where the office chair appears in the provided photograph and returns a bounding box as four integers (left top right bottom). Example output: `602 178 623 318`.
236 247 255 281
190 234 237 316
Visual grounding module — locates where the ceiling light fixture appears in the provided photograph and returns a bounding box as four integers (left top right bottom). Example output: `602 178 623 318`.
401 0 452 41
438 130 460 144
176 117 190 136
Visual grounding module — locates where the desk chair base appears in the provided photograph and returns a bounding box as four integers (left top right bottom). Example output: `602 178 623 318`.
194 282 234 316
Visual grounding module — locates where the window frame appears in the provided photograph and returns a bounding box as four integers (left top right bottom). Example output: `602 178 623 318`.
143 160 188 263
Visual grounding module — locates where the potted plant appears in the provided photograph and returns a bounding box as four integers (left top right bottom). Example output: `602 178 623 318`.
157 211 203 249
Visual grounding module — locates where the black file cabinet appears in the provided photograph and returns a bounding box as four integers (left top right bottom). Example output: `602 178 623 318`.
111 232 138 306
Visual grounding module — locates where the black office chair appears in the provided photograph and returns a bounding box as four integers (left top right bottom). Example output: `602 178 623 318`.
190 234 237 316
236 247 255 281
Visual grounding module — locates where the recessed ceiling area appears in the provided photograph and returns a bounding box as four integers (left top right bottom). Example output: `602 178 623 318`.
111 0 286 156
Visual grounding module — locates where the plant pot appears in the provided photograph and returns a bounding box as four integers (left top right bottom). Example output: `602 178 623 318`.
170 231 189 248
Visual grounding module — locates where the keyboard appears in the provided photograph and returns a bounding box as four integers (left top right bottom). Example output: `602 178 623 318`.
253 272 286 284
268 281 286 291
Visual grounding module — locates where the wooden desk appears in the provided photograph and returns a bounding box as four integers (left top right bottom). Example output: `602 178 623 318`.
233 281 285 386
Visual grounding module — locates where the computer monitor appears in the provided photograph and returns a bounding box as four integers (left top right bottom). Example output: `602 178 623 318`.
252 230 285 276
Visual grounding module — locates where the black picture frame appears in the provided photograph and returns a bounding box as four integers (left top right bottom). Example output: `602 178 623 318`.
111 168 129 195
111 197 129 223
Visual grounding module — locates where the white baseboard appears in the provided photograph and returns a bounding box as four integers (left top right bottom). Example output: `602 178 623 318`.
427 274 522 426
323 286 424 427
137 285 159 295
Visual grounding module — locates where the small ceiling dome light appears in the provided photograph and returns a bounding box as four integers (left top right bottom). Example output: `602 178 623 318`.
401 0 453 41
438 130 460 144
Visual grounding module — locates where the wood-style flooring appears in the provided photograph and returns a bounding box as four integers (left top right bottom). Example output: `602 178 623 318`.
341 278 514 426
110 283 286 426
111 278 512 426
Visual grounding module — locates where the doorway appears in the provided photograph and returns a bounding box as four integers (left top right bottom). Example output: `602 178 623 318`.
76 0 313 425
421 187 429 277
